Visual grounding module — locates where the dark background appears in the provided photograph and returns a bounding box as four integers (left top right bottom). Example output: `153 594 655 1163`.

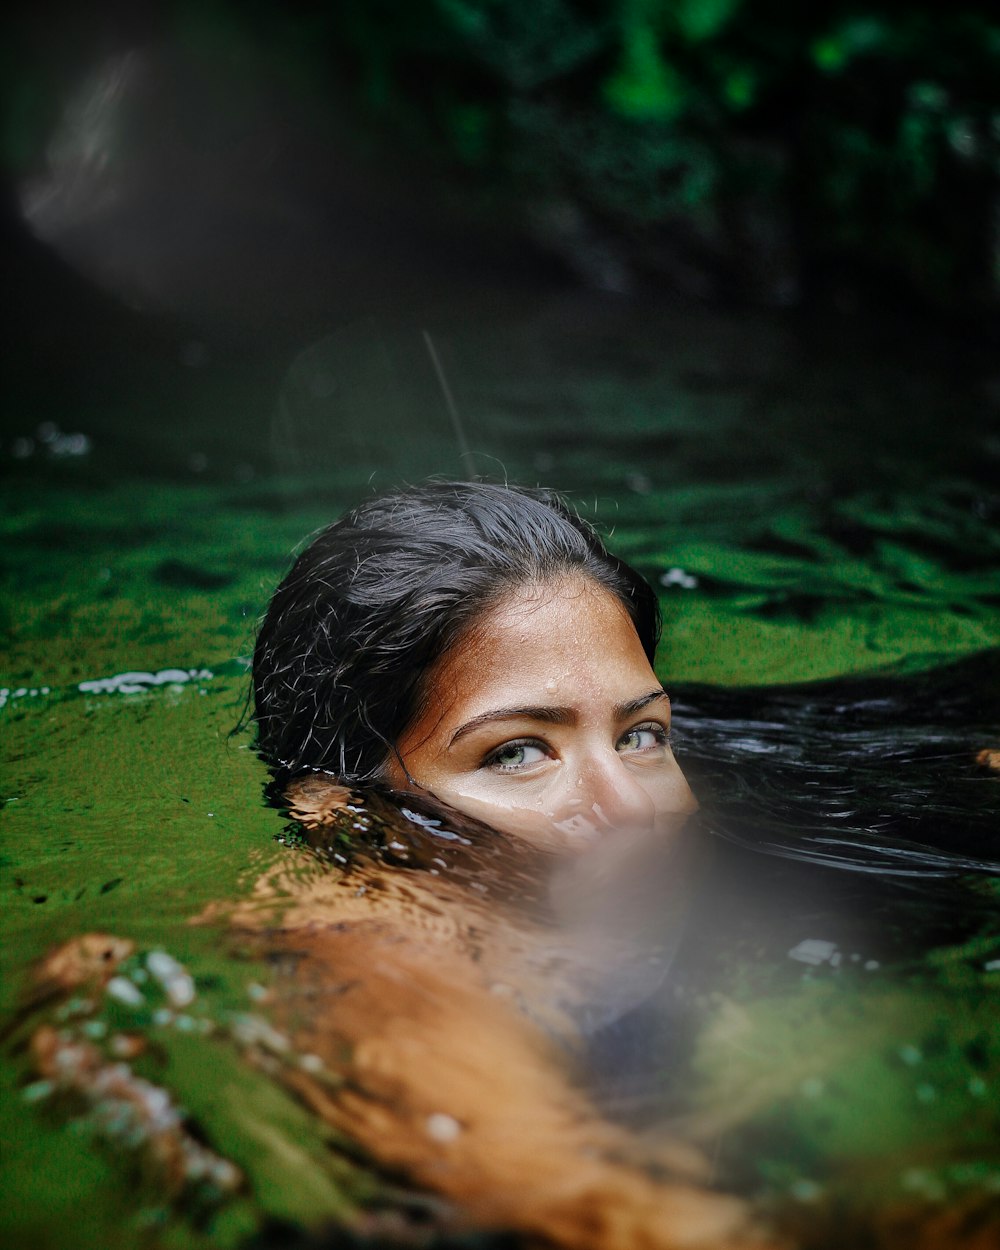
2 0 998 480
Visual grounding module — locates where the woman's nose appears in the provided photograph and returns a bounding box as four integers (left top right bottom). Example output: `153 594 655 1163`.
573 751 659 831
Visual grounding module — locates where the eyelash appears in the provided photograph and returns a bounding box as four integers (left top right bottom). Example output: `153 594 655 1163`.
482 738 547 773
624 722 672 750
481 722 671 772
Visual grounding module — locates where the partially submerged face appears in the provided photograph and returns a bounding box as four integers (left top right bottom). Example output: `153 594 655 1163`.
386 575 697 848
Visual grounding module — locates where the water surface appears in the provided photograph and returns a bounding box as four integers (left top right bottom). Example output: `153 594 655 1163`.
3 294 998 1247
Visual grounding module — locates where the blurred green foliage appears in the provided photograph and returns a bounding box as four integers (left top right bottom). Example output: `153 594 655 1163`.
3 0 998 308
307 0 1000 307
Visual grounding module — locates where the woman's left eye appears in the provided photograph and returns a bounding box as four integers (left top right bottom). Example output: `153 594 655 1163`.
617 723 669 753
483 739 549 772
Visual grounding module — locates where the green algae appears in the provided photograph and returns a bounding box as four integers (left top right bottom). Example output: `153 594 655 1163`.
0 588 382 1246
1 932 377 1250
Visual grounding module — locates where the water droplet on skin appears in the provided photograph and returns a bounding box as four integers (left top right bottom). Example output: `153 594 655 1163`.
426 1113 461 1143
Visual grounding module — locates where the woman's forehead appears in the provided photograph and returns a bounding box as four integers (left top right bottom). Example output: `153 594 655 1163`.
419 576 656 721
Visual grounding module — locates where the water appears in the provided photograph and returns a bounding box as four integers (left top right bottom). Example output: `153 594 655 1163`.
2 292 999 1248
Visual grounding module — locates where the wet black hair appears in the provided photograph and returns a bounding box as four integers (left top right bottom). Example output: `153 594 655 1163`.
671 649 1000 880
252 480 660 783
252 478 998 888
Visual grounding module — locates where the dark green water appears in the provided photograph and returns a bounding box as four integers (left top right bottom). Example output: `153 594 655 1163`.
2 294 999 1247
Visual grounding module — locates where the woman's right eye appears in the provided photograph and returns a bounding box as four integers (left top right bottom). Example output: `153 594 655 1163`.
483 740 548 772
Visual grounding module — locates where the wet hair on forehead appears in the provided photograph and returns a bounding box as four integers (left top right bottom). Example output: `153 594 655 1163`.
252 480 661 784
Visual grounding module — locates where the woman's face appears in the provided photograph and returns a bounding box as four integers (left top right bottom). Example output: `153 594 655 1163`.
386 576 697 849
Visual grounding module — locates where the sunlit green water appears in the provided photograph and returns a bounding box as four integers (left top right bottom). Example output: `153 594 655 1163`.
2 296 998 1247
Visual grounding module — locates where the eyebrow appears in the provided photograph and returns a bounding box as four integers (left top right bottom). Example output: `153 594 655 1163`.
448 688 669 746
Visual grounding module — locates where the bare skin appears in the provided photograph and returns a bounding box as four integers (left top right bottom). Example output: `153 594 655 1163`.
265 912 772 1250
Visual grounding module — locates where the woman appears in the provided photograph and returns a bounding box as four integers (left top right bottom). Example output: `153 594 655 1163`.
253 478 696 844
247 480 999 1249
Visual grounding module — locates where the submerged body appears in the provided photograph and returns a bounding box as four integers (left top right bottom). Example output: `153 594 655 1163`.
224 780 774 1250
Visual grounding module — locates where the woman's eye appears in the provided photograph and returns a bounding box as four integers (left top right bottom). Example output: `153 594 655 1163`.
484 740 548 772
617 723 668 753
